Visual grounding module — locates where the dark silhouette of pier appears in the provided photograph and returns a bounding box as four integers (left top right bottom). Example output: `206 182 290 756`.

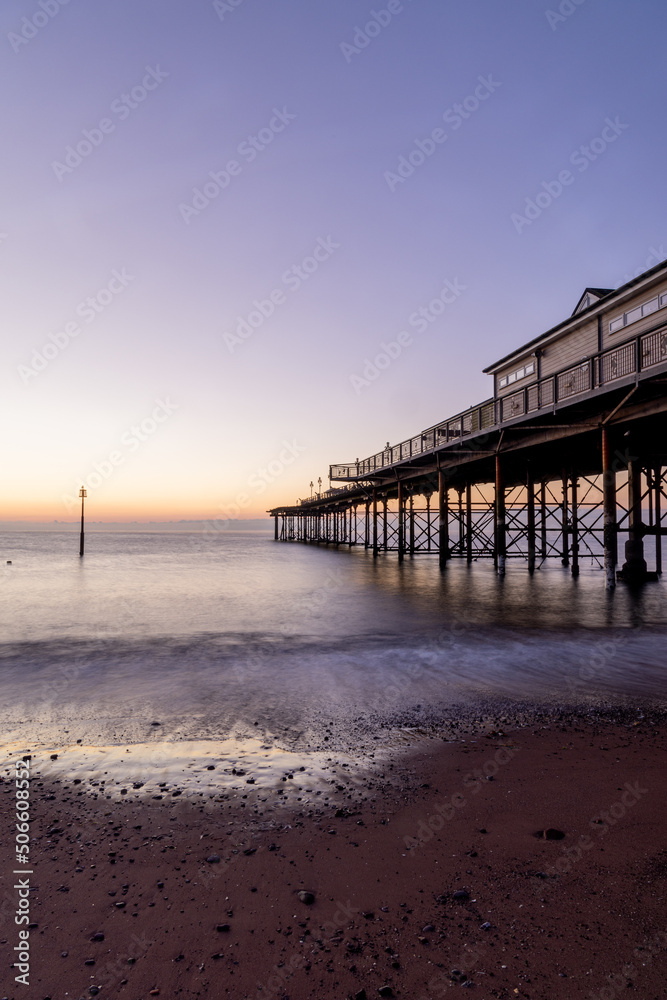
270 262 667 588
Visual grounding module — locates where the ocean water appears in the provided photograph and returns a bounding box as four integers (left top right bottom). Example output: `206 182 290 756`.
1 530 666 757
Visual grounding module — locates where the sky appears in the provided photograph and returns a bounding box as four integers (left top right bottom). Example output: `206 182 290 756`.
1 0 666 522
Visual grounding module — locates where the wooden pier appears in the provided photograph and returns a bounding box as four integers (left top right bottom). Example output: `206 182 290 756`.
270 262 667 587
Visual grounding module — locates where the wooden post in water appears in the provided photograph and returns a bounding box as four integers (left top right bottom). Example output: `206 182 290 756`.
79 486 87 558
372 489 378 558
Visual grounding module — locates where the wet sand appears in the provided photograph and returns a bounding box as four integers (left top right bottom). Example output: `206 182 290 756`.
2 715 666 999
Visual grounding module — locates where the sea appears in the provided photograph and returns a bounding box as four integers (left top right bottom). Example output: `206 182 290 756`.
1 529 665 798
2 527 666 740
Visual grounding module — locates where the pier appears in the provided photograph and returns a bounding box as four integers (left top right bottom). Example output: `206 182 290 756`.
270 261 667 587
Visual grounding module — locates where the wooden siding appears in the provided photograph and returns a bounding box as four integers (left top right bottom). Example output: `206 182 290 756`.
539 318 598 379
495 317 597 397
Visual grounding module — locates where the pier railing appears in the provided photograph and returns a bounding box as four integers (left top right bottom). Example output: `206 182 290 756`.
296 482 375 506
331 323 667 480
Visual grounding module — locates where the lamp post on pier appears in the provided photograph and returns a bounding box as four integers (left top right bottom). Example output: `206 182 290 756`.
79 486 87 557
317 476 322 498
309 481 314 498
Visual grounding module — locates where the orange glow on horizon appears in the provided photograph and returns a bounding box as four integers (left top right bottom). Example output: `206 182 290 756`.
0 500 276 524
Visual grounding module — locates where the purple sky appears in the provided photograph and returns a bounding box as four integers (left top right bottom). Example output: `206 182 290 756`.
1 0 666 520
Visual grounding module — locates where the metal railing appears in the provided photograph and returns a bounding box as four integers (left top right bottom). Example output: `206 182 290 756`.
330 324 667 481
296 482 375 506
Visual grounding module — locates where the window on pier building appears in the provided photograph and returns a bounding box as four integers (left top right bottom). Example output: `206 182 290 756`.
498 360 535 390
609 291 667 334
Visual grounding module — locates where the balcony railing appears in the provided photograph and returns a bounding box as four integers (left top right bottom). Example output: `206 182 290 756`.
330 324 667 481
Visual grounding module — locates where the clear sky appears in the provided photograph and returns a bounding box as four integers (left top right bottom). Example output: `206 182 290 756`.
1 0 666 521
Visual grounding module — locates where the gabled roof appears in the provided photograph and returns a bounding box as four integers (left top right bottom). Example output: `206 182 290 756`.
571 287 614 316
483 257 667 375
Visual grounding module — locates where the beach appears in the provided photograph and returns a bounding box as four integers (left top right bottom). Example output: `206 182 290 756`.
2 711 666 1000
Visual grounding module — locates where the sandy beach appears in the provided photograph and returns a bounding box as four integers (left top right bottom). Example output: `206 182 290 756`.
2 713 666 1000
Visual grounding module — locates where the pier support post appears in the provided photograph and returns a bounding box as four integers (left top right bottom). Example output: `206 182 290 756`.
621 446 648 583
364 501 370 549
409 494 415 555
274 514 278 541
561 471 569 566
438 470 449 569
383 496 388 552
495 454 506 576
426 493 432 551
527 467 536 573
465 483 473 564
571 474 579 578
602 425 617 588
372 490 378 558
397 482 405 563
655 464 663 576
539 481 547 560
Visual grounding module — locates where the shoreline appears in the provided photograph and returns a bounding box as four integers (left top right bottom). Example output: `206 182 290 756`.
1 717 666 999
